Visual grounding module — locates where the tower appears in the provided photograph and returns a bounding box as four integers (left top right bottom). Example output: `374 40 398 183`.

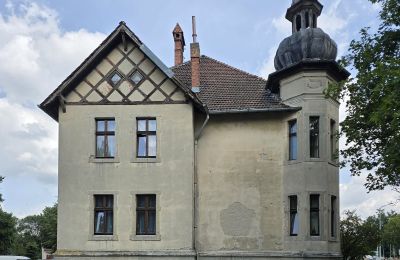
267 0 350 256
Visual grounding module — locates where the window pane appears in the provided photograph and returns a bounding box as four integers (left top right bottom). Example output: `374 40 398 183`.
95 196 103 208
148 211 156 234
290 196 297 210
148 120 157 131
95 211 105 234
106 211 113 234
105 196 113 208
107 120 115 132
289 135 297 160
106 136 115 157
96 136 105 157
310 117 319 158
310 212 319 235
289 121 297 134
97 120 105 131
137 211 145 234
137 120 146 131
291 213 299 235
137 136 147 157
310 195 319 209
148 135 157 157
149 195 156 208
137 196 145 208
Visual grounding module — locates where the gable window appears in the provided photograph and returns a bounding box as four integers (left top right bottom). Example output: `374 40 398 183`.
310 194 320 236
289 195 299 236
330 119 336 160
331 196 337 237
309 116 320 158
96 119 115 158
94 195 113 235
289 120 298 160
109 71 122 87
137 118 157 158
136 195 156 235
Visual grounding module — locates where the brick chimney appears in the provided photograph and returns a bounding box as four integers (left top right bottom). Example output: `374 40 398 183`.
173 23 185 66
190 16 200 92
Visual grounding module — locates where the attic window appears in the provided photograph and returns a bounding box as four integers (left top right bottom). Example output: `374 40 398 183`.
130 71 144 85
109 71 122 86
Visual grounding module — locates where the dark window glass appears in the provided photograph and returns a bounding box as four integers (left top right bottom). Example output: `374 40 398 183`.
331 196 337 237
289 120 298 160
136 118 157 158
305 12 310 28
94 195 113 235
309 116 320 158
289 196 299 236
136 195 156 235
310 194 320 236
109 71 122 86
312 14 317 28
296 15 302 31
96 119 115 158
330 120 336 160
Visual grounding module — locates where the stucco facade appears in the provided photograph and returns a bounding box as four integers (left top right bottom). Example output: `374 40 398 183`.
40 1 350 259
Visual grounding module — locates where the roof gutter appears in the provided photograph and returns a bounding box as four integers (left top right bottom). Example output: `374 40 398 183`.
208 107 301 115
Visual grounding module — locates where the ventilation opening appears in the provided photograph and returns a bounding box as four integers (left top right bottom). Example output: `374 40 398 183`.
296 15 302 32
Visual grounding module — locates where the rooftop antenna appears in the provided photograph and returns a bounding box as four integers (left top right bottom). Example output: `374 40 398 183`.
192 16 197 43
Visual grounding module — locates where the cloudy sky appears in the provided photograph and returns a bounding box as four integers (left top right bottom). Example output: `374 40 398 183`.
0 0 398 219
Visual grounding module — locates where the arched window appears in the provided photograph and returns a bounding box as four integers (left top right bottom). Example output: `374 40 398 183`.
305 12 310 28
296 15 302 32
312 14 317 28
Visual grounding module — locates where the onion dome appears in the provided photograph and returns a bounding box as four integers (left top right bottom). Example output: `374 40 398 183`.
274 0 338 71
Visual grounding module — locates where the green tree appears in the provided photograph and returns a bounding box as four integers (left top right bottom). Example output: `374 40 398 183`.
12 215 42 259
340 210 381 259
328 0 400 191
0 209 17 255
383 215 400 255
39 203 57 252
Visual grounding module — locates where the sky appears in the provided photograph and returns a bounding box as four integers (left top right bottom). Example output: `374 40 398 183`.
0 0 398 219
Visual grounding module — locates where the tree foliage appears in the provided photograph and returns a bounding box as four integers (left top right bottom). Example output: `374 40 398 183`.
0 176 4 204
328 0 400 191
340 210 381 259
0 209 17 255
383 215 400 249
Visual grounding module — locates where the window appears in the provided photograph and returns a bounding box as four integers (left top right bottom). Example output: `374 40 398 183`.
136 195 156 235
109 71 122 87
305 12 310 28
96 119 115 158
312 14 317 28
94 195 113 235
289 120 298 160
331 196 337 237
330 120 336 160
137 118 157 158
310 194 320 236
289 196 299 236
296 15 302 31
309 116 320 158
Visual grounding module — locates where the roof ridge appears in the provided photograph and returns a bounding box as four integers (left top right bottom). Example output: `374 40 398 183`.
201 55 267 82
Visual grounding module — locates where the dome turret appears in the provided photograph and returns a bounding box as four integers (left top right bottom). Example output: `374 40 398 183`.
274 0 338 71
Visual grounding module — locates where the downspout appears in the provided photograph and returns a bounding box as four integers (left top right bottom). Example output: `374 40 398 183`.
193 105 209 259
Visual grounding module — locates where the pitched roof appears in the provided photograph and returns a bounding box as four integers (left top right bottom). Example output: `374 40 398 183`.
39 22 202 121
172 55 297 114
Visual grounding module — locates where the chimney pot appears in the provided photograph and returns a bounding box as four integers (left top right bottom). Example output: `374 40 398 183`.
173 23 185 66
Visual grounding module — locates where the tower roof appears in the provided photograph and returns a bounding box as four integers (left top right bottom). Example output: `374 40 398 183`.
173 23 183 33
286 0 323 21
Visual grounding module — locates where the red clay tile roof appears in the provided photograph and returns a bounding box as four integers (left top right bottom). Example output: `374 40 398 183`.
172 55 295 113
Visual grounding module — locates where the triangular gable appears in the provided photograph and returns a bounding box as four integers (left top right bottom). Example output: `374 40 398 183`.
40 22 202 121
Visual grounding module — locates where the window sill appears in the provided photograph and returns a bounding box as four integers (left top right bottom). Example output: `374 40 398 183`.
131 157 161 163
89 156 120 163
130 234 161 241
285 160 301 166
89 234 118 241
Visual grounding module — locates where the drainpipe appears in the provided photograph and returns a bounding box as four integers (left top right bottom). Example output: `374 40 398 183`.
193 105 209 259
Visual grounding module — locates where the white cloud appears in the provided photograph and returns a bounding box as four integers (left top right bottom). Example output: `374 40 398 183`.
0 1 106 216
340 174 400 219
